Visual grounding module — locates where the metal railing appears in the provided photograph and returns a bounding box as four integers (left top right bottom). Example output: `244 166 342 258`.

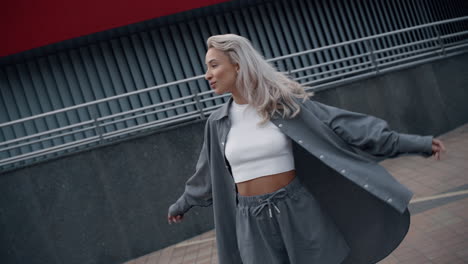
1 16 468 171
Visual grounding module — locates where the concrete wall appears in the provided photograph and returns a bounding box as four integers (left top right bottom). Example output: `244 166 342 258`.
314 53 468 138
1 53 467 264
0 122 214 264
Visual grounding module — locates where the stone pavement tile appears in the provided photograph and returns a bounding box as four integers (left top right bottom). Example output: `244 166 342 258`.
379 197 468 263
144 251 162 264
449 221 468 236
181 245 199 263
430 251 466 264
168 255 184 264
152 247 174 264
429 161 463 175
127 254 147 264
378 254 399 264
138 230 217 264
196 246 212 259
391 245 423 261
195 260 211 264
195 251 212 263
400 178 437 197
456 246 468 262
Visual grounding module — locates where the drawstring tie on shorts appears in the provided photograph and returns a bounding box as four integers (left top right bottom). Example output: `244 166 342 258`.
252 189 287 218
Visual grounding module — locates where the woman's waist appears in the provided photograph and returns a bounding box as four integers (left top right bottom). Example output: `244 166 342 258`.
236 169 296 196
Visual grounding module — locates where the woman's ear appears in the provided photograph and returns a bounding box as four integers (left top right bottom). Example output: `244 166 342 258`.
235 64 240 73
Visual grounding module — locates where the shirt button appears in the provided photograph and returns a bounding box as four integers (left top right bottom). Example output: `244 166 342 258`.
298 140 303 144
221 142 225 145
278 124 283 128
387 198 393 203
364 184 369 188
319 155 324 159
341 169 346 174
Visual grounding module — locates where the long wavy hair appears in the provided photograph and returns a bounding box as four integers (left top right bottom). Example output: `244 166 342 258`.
206 34 312 125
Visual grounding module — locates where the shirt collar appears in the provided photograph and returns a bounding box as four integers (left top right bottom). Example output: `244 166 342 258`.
211 96 234 121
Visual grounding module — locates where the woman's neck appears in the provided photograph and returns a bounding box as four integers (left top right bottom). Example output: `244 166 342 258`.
231 89 248 105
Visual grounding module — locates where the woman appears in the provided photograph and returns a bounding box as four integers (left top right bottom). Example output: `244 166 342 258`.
168 34 446 264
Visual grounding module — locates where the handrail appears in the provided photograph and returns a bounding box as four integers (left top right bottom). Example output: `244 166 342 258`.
267 16 468 62
1 16 467 170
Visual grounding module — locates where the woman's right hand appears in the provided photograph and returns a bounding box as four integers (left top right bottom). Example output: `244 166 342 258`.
168 214 184 224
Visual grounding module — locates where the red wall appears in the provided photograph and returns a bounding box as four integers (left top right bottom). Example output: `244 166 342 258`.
1 0 230 58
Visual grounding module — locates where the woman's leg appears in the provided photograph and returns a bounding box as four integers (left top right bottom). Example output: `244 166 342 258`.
276 178 350 263
235 190 290 264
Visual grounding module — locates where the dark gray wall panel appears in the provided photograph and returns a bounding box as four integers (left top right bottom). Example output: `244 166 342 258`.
27 152 131 264
431 53 468 127
0 169 59 264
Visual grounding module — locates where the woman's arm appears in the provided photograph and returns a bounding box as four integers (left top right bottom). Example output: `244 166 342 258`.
168 121 213 223
305 99 434 158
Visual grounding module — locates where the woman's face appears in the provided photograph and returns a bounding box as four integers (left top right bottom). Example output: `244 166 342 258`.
205 48 239 95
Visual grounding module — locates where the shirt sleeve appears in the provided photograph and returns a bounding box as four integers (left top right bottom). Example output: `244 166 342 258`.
305 99 434 159
168 120 213 217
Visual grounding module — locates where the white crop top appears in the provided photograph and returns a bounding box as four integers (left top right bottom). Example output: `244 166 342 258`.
225 100 295 183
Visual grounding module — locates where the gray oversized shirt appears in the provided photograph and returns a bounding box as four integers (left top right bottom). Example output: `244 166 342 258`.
169 96 433 264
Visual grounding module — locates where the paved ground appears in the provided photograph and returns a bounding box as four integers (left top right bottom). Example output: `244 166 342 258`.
125 123 468 264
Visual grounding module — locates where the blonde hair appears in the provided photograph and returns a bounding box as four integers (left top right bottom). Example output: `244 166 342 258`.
206 34 312 125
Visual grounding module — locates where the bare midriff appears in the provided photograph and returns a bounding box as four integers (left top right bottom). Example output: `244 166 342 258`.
236 169 296 196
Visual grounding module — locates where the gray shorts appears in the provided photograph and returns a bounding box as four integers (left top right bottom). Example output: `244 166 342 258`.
235 176 350 264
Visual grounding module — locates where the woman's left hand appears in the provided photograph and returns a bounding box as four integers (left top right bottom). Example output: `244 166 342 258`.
431 138 446 160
